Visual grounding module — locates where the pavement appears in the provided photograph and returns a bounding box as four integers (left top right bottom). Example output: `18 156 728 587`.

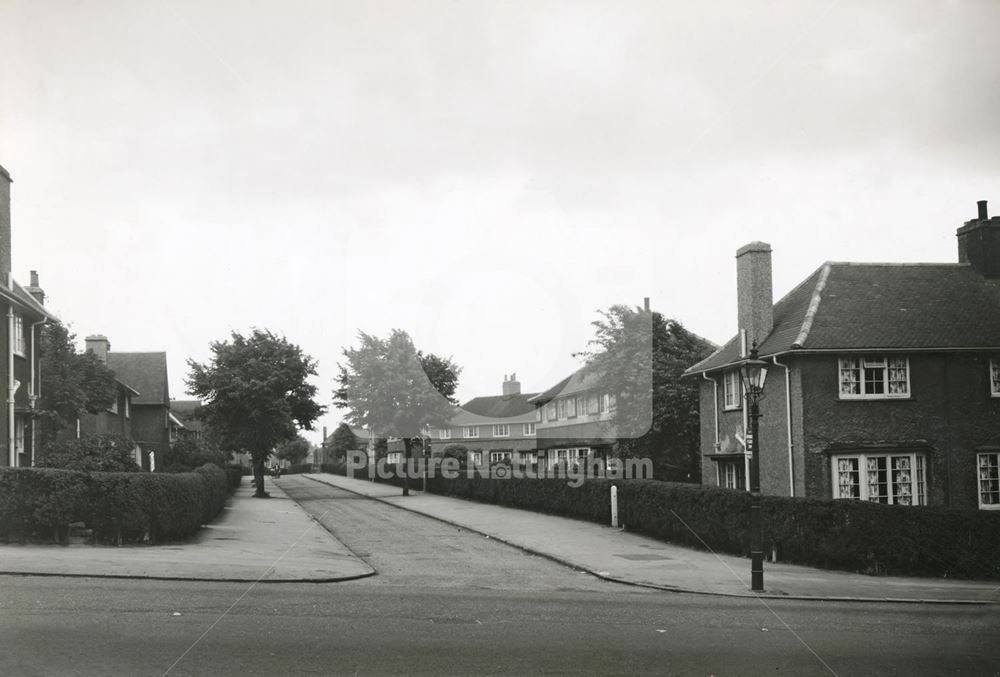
303 472 1000 605
2 471 998 603
0 482 374 583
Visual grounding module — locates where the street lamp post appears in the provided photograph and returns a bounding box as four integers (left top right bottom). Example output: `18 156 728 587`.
739 343 768 593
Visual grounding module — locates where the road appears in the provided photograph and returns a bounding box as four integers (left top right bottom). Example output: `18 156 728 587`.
0 475 997 676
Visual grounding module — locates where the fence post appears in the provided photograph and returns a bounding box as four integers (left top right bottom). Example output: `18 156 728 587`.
611 485 619 528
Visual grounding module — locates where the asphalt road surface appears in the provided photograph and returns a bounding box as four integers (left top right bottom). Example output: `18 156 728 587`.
0 475 997 677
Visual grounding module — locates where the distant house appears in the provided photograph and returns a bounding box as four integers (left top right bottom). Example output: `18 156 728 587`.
528 368 618 471
78 374 140 440
169 399 204 441
0 164 58 467
429 374 539 467
85 336 171 471
685 201 1000 511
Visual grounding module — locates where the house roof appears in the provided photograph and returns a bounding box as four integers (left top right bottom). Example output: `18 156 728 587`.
528 367 605 405
107 352 169 406
0 279 57 321
686 262 1000 374
170 399 203 431
462 393 538 418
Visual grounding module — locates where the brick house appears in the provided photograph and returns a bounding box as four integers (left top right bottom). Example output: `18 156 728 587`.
0 164 58 467
528 368 618 470
429 374 539 466
85 336 171 471
77 374 140 440
685 201 1000 511
169 399 204 442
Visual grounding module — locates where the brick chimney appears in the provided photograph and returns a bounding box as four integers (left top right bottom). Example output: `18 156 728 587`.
0 164 11 286
736 241 774 355
502 373 521 396
85 335 110 363
957 200 1000 278
26 270 45 305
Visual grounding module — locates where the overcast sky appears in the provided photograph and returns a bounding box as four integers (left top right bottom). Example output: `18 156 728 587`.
2 0 999 442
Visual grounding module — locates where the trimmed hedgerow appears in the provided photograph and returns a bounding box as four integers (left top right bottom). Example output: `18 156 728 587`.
0 464 234 545
359 468 1000 580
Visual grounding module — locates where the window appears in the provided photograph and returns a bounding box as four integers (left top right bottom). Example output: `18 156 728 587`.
438 428 452 440
839 357 910 399
469 451 482 466
124 396 130 419
556 399 566 419
12 314 25 356
991 360 1000 398
599 393 616 414
523 423 536 436
832 452 926 505
588 393 599 415
463 426 479 439
108 396 119 414
536 407 542 422
545 447 590 470
13 417 24 462
576 396 587 417
518 450 536 465
493 424 509 438
718 460 745 490
723 370 741 410
490 450 513 464
567 397 577 418
386 452 403 464
546 402 557 421
978 453 1000 509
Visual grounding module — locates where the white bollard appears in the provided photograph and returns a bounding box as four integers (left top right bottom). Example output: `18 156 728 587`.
611 485 619 528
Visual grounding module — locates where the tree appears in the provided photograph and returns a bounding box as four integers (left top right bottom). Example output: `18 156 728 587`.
276 436 311 467
334 330 461 495
580 304 715 482
37 323 117 451
325 423 358 463
186 329 325 497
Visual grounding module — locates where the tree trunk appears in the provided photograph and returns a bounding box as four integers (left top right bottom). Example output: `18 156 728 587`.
253 457 267 497
402 437 411 496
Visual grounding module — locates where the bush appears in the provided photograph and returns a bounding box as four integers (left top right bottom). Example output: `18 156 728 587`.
367 469 1000 580
0 464 236 545
160 437 230 473
282 463 313 475
36 434 140 473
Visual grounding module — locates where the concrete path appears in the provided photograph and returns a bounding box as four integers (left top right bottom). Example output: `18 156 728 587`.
0 482 373 582
304 473 1000 604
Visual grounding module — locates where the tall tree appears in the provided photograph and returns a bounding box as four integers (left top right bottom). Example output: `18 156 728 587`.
334 330 460 495
275 436 311 467
186 329 325 497
37 323 117 451
325 422 359 463
581 304 715 482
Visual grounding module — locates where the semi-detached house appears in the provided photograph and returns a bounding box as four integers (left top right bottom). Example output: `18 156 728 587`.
684 200 1000 511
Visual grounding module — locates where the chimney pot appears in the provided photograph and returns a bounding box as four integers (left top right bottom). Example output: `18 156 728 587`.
978 200 989 220
85 335 111 364
643 297 650 312
502 373 521 396
957 200 1000 277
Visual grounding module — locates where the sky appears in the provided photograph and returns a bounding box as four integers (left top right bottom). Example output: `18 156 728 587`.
1 0 999 443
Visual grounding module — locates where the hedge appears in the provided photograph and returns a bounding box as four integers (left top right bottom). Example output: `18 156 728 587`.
0 464 234 545
337 465 1000 580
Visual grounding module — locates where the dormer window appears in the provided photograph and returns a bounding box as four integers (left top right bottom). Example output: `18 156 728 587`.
991 359 1000 398
839 357 910 400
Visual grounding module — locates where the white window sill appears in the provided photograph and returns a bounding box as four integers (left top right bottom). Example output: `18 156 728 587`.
838 394 912 401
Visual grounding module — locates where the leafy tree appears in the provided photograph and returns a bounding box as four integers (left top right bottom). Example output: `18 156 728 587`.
36 433 140 473
36 323 117 450
186 329 325 497
581 304 715 482
161 437 229 473
334 330 460 495
276 436 311 467
324 423 358 463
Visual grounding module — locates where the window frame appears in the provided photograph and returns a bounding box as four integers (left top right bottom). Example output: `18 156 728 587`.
831 452 927 505
12 313 25 357
438 428 452 440
523 423 536 436
978 452 1000 510
546 402 557 421
838 356 911 400
463 426 479 439
492 424 509 438
723 370 741 410
718 459 746 490
990 359 1000 398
